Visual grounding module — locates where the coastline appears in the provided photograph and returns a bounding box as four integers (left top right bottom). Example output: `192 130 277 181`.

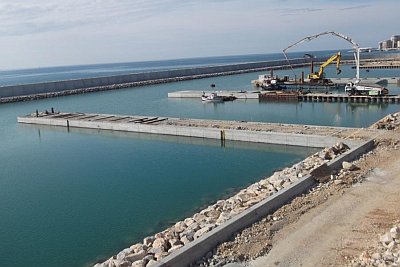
93 113 399 267
93 140 359 267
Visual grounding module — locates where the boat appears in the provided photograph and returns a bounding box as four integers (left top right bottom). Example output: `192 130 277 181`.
201 92 237 102
251 74 287 90
201 92 224 102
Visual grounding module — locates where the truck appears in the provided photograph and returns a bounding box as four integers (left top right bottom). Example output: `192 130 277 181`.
345 82 389 96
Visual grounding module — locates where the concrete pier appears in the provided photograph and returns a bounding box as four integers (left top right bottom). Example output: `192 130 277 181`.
168 90 259 99
169 90 400 103
17 111 367 148
329 77 400 84
297 93 400 103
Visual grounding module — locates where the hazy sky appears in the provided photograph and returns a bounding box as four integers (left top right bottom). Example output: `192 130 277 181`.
0 0 398 70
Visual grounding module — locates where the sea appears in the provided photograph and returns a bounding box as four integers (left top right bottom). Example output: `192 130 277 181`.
0 51 399 267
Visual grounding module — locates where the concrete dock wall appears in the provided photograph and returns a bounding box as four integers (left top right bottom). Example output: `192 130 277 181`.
152 139 375 267
17 114 361 148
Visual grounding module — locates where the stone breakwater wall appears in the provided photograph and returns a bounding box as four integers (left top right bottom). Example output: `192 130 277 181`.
2 52 397 103
0 58 313 102
94 142 351 267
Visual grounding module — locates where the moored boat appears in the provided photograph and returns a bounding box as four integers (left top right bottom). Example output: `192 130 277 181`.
201 92 224 102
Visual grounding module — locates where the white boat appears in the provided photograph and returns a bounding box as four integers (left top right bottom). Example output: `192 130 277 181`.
251 74 286 90
201 92 224 102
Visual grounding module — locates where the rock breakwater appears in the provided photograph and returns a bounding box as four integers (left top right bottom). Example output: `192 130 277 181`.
94 142 350 267
0 65 299 104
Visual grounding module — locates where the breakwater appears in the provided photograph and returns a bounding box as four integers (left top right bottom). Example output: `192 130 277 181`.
0 58 312 102
2 52 398 103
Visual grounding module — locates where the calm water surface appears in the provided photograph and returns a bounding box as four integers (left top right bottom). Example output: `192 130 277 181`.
1 54 399 267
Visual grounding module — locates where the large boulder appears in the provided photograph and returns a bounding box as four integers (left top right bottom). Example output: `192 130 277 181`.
125 250 146 263
131 260 145 267
342 161 357 171
143 236 155 247
152 238 167 250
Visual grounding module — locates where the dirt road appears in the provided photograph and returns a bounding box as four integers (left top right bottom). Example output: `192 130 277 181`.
250 145 400 267
210 116 400 267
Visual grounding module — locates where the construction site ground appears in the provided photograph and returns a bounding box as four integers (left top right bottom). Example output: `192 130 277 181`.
211 118 400 267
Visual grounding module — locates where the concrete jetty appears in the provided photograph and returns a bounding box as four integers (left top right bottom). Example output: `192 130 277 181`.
329 77 400 84
17 111 369 148
168 90 259 99
169 90 400 103
297 93 400 103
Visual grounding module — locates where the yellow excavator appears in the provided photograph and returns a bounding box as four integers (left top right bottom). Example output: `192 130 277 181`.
307 52 341 83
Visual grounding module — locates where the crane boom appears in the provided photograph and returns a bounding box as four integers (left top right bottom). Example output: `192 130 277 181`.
283 31 360 81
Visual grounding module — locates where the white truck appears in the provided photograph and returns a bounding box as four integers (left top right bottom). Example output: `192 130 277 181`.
345 82 389 96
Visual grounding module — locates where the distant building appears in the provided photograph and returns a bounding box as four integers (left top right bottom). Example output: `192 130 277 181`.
379 35 400 50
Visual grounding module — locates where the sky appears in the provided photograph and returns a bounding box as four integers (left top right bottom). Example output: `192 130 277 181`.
0 0 398 70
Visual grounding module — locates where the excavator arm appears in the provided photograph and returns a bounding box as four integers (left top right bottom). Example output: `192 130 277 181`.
317 52 341 77
308 52 341 80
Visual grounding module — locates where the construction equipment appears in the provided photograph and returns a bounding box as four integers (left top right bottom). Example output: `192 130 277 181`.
283 31 361 82
345 82 388 96
307 52 341 82
283 31 389 94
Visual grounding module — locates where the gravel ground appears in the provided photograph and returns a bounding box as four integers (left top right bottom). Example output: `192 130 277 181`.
193 113 400 267
167 118 379 141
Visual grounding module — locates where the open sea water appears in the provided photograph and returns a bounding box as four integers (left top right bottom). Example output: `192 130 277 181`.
0 52 399 267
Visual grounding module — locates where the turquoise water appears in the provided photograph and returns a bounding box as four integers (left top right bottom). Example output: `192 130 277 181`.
1 105 314 267
1 55 399 267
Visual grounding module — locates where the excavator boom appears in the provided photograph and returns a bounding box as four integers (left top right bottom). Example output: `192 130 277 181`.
307 52 341 80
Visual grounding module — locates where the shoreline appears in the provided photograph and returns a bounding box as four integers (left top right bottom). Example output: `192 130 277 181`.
93 140 368 267
93 113 398 267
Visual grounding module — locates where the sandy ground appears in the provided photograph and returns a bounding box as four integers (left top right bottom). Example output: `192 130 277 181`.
210 116 400 267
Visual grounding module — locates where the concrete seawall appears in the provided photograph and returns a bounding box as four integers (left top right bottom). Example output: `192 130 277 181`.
2 52 398 103
1 58 312 100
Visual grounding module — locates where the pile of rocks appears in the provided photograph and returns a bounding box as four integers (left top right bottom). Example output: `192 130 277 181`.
94 143 350 267
350 223 400 266
371 112 400 130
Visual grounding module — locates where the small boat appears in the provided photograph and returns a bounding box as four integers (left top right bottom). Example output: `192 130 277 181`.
201 92 224 102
